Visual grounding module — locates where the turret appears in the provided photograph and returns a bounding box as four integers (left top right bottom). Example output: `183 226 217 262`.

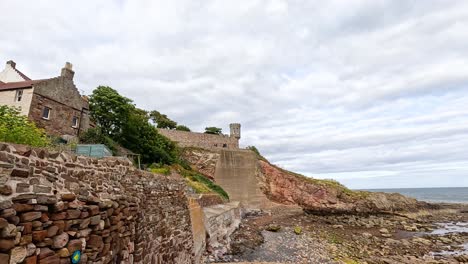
229 123 241 139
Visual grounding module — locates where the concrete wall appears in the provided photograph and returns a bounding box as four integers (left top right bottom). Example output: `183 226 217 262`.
0 143 194 264
214 149 271 210
158 129 239 150
0 88 34 116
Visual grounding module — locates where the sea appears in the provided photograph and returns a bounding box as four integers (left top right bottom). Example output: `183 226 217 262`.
360 187 468 204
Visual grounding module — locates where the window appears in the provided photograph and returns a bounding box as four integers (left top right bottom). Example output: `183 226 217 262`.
72 116 79 128
42 107 50 120
15 90 23 102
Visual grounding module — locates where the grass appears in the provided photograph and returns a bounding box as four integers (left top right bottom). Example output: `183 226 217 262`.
173 164 229 200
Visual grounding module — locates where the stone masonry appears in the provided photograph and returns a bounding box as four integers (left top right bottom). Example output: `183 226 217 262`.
0 143 194 264
157 124 241 150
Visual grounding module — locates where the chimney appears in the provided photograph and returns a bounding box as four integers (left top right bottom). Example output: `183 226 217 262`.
6 60 16 69
61 62 75 80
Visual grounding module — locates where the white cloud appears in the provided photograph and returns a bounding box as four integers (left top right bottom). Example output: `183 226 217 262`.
1 0 468 188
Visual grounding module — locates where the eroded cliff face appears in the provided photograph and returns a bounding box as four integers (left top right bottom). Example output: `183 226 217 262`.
181 148 431 214
181 148 220 179
257 160 431 214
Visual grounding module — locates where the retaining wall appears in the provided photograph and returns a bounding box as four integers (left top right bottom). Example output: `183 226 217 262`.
0 143 194 264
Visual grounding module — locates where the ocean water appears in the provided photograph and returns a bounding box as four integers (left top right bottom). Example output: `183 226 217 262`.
360 187 468 204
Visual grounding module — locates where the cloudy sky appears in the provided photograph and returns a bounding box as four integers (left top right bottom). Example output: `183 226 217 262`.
1 0 468 189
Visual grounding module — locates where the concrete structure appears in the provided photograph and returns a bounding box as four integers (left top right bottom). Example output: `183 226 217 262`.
0 61 90 141
158 123 241 150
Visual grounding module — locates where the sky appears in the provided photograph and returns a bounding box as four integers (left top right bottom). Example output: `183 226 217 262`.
1 0 468 189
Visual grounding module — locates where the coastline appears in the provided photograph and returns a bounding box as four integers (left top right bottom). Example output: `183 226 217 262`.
211 203 468 264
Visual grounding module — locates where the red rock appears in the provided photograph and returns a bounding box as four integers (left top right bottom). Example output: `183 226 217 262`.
53 221 65 233
13 203 34 213
87 235 103 250
32 230 48 243
0 184 13 195
20 211 42 222
66 210 80 219
0 239 15 252
20 222 32 235
0 218 7 229
88 205 100 216
19 234 32 245
52 232 69 249
60 193 76 201
24 255 37 264
38 247 54 259
51 212 66 221
38 254 60 264
66 239 82 253
40 213 49 222
0 253 9 263
47 225 59 237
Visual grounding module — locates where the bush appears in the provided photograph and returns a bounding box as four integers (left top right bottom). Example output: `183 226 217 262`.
79 127 119 155
175 125 191 132
0 105 50 147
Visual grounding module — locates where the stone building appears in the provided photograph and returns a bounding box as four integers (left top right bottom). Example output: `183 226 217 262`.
158 123 241 149
0 60 90 141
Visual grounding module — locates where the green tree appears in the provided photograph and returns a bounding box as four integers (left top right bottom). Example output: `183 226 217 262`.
149 110 177 129
175 125 191 132
79 127 118 155
89 86 133 138
0 105 50 147
204 127 222 135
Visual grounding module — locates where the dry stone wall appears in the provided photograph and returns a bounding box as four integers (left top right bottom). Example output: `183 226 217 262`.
0 143 194 264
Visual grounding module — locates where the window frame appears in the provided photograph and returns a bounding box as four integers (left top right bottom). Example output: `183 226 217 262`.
15 89 23 102
72 116 79 128
42 107 51 120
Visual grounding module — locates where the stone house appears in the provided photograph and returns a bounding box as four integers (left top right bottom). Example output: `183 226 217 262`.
0 60 90 141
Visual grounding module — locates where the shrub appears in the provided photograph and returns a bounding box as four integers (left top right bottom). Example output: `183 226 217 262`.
0 105 50 147
175 125 191 132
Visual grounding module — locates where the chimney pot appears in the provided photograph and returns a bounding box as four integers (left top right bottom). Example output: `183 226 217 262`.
6 60 16 69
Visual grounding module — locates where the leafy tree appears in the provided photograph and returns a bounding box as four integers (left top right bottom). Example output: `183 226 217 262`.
204 127 222 135
87 86 177 165
149 110 177 129
175 125 191 132
89 86 133 138
0 105 50 147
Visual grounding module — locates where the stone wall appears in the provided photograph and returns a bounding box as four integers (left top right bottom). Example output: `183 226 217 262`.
0 143 194 264
158 129 239 150
29 93 90 138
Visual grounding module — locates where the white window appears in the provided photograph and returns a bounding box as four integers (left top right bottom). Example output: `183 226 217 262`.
42 107 51 120
72 116 79 128
15 90 23 102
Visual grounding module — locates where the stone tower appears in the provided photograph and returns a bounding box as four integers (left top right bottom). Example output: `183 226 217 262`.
229 123 241 139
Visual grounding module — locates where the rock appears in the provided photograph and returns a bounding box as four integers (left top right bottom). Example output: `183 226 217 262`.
66 210 81 219
265 225 281 232
438 237 452 244
52 232 69 249
379 228 389 234
13 204 34 213
0 253 9 263
57 248 70 257
38 247 54 259
0 239 15 252
10 168 30 178
455 255 468 262
332 225 344 229
26 243 36 257
47 225 59 238
87 235 103 249
38 254 60 264
89 215 101 225
1 224 17 238
9 246 27 264
0 218 8 229
32 230 48 243
0 208 15 218
0 184 13 195
61 193 76 201
67 239 82 253
413 237 432 246
362 232 373 239
23 255 37 264
20 211 42 222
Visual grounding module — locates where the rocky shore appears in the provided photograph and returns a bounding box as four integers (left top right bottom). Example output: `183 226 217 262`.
210 203 468 264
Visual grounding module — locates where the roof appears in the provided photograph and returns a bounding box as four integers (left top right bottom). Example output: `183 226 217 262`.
0 79 45 91
13 67 31 81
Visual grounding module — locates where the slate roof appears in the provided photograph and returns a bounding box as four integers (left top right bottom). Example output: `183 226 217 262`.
0 79 45 91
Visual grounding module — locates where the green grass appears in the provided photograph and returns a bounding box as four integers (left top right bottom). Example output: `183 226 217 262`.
175 165 229 200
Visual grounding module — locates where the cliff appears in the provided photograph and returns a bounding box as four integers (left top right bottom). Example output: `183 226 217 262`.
182 147 432 214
